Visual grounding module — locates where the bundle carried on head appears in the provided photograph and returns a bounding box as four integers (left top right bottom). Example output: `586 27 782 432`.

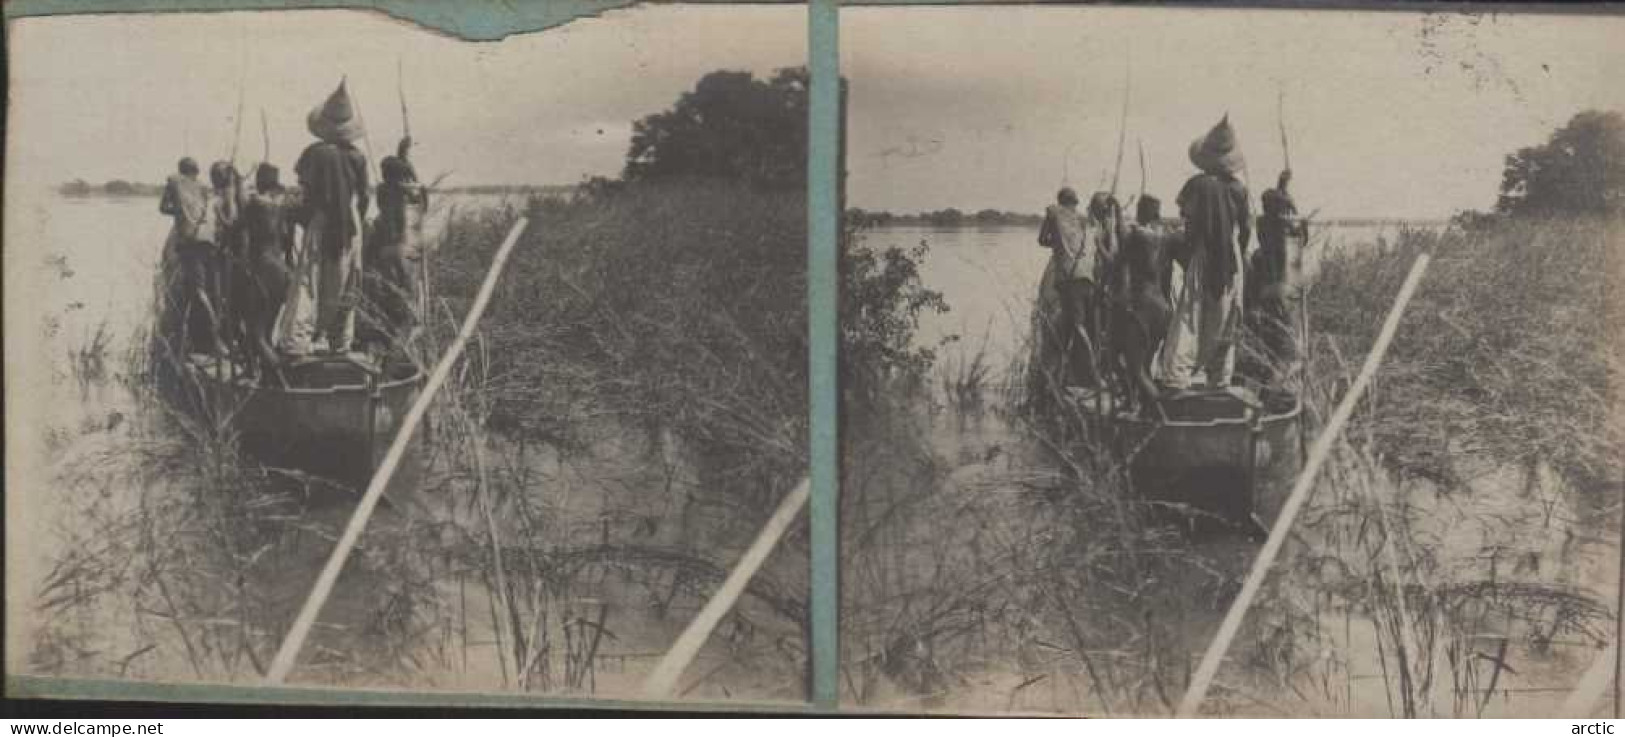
307 79 366 145
1188 114 1245 177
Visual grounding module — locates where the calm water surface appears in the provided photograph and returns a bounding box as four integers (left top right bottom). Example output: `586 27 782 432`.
863 221 1435 374
849 221 1615 716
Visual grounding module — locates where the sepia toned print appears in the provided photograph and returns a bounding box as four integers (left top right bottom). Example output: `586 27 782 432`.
837 5 1624 716
5 5 813 704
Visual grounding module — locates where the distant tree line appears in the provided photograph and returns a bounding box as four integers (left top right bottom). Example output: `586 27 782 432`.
57 178 579 199
1453 109 1624 229
846 207 1043 228
623 67 815 191
58 179 165 197
845 209 1444 231
440 184 578 197
1496 110 1624 218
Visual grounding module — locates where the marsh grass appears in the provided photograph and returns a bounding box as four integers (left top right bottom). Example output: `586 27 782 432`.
1230 215 1623 716
375 181 814 696
1308 217 1622 497
937 333 994 421
29 182 813 699
840 215 1621 716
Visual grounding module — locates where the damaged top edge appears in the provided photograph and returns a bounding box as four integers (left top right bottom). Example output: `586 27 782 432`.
1 0 647 42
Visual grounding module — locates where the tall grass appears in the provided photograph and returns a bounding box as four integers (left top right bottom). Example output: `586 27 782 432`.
1308 217 1622 497
408 180 815 697
28 181 814 700
1231 215 1623 716
839 215 1621 715
838 224 1209 714
434 181 808 543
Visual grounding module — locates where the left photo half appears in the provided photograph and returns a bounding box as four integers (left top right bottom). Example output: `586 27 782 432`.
5 4 813 708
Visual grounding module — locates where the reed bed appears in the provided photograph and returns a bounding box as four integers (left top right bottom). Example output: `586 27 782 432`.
26 180 813 700
838 215 1621 716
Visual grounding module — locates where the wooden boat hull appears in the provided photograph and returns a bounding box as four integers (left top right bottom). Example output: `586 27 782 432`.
1082 388 1306 530
185 358 426 502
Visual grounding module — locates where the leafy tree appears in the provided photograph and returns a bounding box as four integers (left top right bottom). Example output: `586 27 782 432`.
624 68 811 189
1496 110 1625 217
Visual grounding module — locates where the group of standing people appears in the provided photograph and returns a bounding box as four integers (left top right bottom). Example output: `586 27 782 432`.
1034 115 1301 414
158 80 427 381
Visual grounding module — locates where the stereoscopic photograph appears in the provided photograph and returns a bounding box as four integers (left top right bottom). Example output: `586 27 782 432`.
5 4 813 704
837 5 1624 716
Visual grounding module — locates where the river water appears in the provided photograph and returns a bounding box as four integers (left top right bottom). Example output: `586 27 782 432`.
6 196 1613 714
5 189 808 704
844 222 1618 716
862 221 1432 375
4 189 492 682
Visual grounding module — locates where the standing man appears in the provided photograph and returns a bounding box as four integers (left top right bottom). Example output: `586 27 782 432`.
396 136 421 185
1038 186 1107 392
1242 169 1299 387
1111 195 1178 411
294 79 370 355
209 161 247 357
1172 115 1252 389
364 154 423 347
240 163 298 377
159 157 219 355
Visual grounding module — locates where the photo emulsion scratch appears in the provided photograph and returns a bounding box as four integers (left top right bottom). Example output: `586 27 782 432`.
836 4 1625 717
4 5 813 705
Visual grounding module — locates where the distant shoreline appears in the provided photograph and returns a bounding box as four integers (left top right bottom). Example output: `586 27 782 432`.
56 181 579 199
855 209 1451 229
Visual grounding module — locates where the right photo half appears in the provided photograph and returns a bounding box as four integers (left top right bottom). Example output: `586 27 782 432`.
837 4 1625 717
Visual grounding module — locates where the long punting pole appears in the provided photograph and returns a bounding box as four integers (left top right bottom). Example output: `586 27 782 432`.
641 477 811 699
1176 254 1431 717
1278 85 1293 174
1137 138 1148 199
340 74 379 345
1109 60 1131 198
265 217 530 684
398 56 412 141
229 47 248 167
1277 86 1313 387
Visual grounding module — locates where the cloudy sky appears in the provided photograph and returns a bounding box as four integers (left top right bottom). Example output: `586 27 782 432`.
7 4 805 191
842 6 1625 219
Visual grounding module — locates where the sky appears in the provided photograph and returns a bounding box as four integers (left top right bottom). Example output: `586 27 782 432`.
842 6 1625 220
6 5 805 190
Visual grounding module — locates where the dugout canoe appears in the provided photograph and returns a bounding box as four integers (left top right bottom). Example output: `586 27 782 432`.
1075 386 1306 532
180 354 426 502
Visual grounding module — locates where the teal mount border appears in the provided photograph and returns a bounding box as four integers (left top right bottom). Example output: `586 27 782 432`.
2 0 639 42
5 676 815 714
4 0 841 713
806 0 841 712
